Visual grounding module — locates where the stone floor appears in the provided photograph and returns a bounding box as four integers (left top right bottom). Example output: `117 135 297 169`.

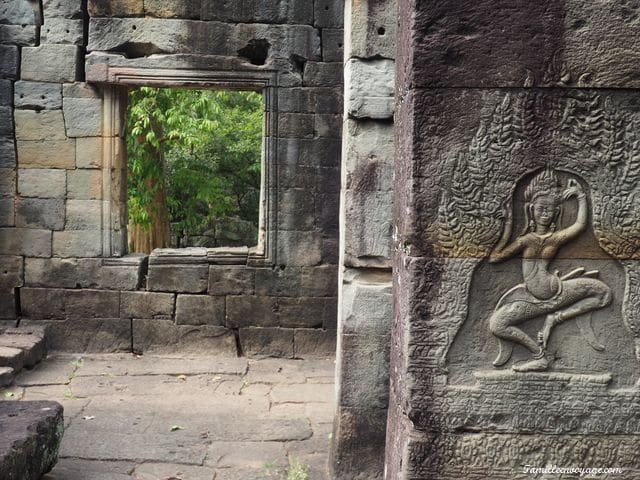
0 353 336 480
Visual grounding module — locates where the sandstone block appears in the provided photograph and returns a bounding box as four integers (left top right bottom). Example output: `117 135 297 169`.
0 198 14 226
201 0 313 25
0 168 14 197
41 18 84 45
63 97 103 137
88 0 144 17
345 0 396 59
0 80 10 106
255 265 338 297
239 327 294 358
0 137 15 168
277 231 322 266
0 24 38 46
278 297 337 328
18 168 66 198
17 140 75 169
226 295 278 328
0 228 52 257
66 169 102 199
25 257 79 288
294 328 337 358
64 289 120 318
147 265 208 293
0 106 11 136
16 197 65 230
0 0 38 24
303 62 342 86
20 287 65 319
52 230 103 257
278 189 315 230
21 45 80 82
26 318 131 352
315 113 342 138
278 112 315 138
315 192 339 233
208 266 255 295
344 119 394 192
14 109 66 141
63 82 102 99
132 319 237 355
344 190 393 267
341 269 392 336
120 291 175 319
175 294 225 325
345 58 395 119
14 81 63 110
322 28 344 62
0 256 22 290
0 45 18 79
75 137 103 168
0 291 15 319
0 326 46 367
145 0 201 18
65 199 102 230
0 345 24 371
43 0 82 18
314 0 343 28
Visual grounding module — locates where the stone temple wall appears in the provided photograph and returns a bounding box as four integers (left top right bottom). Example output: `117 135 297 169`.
331 0 396 479
0 0 344 357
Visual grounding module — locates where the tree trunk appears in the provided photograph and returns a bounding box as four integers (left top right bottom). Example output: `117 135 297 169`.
128 180 170 254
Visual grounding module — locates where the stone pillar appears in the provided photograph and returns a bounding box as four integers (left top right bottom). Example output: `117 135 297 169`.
388 1 640 478
331 1 396 478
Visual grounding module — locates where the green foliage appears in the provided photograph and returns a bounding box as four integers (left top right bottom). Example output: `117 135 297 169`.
286 458 310 480
126 87 263 238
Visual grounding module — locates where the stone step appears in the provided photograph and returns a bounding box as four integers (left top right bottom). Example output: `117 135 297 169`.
0 401 63 480
0 366 14 387
0 326 47 368
0 346 24 373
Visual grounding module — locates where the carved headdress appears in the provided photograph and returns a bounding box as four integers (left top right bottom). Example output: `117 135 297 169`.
524 168 562 204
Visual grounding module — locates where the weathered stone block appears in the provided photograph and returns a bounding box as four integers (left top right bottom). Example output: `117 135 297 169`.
314 0 344 28
0 256 22 290
226 296 278 328
315 113 342 138
0 401 64 480
201 0 313 25
0 345 24 371
41 18 84 45
24 257 79 288
0 45 18 79
341 269 392 336
278 164 316 190
0 106 11 136
88 0 144 17
0 168 14 197
0 228 52 257
63 82 101 99
64 289 120 318
75 137 103 168
63 97 103 137
239 327 294 358
42 0 82 18
26 318 131 352
65 199 102 230
0 198 14 226
0 24 38 46
0 137 15 168
120 291 175 319
17 140 75 169
315 192 339 233
132 319 237 355
21 288 65 319
18 168 66 198
278 113 315 138
147 265 208 293
175 294 225 326
344 190 393 267
52 230 103 257
344 119 394 192
277 231 322 266
66 169 102 199
345 0 396 60
208 266 255 296
14 81 63 110
278 189 315 230
21 45 80 82
294 328 336 357
101 255 147 290
322 28 344 62
0 325 46 367
278 297 337 328
345 58 394 119
14 110 66 141
303 62 342 86
0 79 11 105
0 0 38 24
15 197 65 230
0 290 15 319
255 265 338 297
145 0 201 18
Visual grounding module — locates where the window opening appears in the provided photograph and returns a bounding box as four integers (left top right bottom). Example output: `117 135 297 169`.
125 87 264 254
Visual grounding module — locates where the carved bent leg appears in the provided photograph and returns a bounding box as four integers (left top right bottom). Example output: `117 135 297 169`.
538 278 613 349
489 302 544 366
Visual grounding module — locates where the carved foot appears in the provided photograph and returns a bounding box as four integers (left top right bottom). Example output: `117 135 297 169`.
538 313 559 350
512 354 551 373
492 339 513 367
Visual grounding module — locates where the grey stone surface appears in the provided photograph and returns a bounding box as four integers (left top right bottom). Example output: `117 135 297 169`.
27 318 132 352
14 81 63 110
147 265 209 293
75 137 102 169
64 289 120 319
0 0 38 24
42 0 82 18
0 401 64 480
21 288 65 319
208 266 255 296
65 200 102 230
41 19 84 45
227 296 278 328
0 168 14 197
0 291 15 319
0 24 38 46
277 231 323 266
0 255 22 290
294 328 337 358
314 0 344 28
0 346 24 372
0 228 52 257
239 327 294 358
144 0 201 19
343 190 393 265
66 169 102 199
321 28 344 62
16 197 65 230
0 137 16 168
0 198 14 227
21 45 80 82
87 0 144 17
303 61 342 87
52 230 103 257
345 58 394 119
344 119 394 193
278 297 337 328
18 168 66 198
175 294 225 326
14 110 66 141
0 45 18 79
255 265 338 297
63 97 103 137
0 366 13 386
0 326 47 368
120 291 175 319
202 0 313 24
345 0 396 59
278 188 315 230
